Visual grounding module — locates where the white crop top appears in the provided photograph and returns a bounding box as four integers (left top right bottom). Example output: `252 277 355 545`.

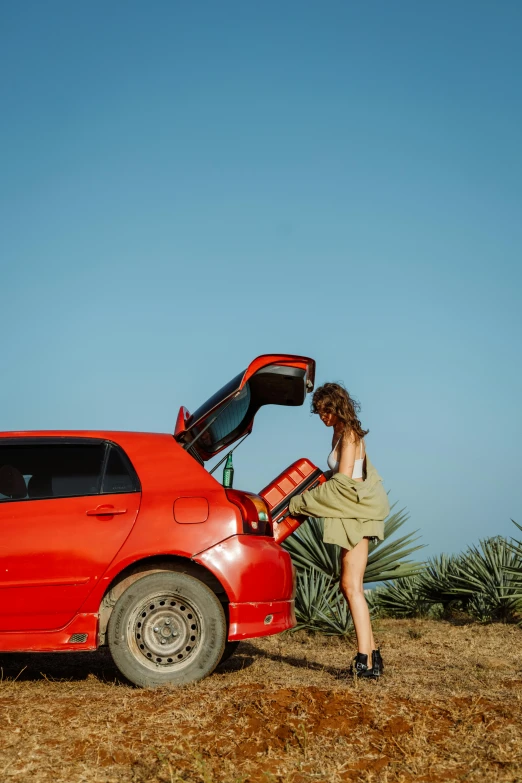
327 437 365 479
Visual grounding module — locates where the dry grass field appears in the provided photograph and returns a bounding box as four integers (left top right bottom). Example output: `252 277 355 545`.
1 619 521 783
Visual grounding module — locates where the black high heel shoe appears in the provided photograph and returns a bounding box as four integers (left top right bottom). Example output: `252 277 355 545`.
372 648 384 677
350 652 378 679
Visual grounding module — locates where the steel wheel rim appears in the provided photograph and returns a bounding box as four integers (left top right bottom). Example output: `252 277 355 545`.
130 592 202 670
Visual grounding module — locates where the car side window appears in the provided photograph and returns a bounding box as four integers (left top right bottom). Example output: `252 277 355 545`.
101 445 140 494
0 443 105 502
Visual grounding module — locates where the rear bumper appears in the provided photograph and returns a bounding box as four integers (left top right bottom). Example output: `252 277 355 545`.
193 534 296 640
228 599 296 640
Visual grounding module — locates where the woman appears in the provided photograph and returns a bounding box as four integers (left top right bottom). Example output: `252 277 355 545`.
288 383 390 678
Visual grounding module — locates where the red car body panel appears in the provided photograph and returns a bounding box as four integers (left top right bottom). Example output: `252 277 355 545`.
0 490 140 631
242 354 315 388
193 535 296 604
228 601 296 640
0 614 99 652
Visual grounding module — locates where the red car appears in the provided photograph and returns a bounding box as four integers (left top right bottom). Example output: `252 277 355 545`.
0 354 315 687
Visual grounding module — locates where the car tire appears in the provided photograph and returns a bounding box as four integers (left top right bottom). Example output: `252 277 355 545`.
219 640 240 665
107 571 227 688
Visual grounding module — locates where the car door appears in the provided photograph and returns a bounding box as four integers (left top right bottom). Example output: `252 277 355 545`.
0 438 140 632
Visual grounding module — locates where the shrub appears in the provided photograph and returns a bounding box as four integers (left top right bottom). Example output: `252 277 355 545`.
294 569 354 636
452 535 522 622
372 528 522 624
368 575 433 619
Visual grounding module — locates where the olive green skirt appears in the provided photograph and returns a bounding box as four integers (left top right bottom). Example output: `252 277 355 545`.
323 517 384 551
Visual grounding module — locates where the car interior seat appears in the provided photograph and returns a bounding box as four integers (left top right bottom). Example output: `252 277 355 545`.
0 464 28 499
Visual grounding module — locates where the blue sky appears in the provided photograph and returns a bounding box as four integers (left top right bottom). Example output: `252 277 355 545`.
1 1 521 558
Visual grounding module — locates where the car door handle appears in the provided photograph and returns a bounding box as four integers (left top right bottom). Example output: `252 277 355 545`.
86 506 128 516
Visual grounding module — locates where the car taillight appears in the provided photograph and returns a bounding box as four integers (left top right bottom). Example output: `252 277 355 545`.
225 489 272 536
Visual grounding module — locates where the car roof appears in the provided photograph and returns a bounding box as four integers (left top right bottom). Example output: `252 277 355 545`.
0 430 171 441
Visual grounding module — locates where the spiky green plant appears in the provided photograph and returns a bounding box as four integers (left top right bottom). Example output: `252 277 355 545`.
368 575 433 619
450 536 522 622
372 531 522 623
282 503 424 584
505 520 522 579
365 508 424 583
294 569 354 635
374 554 465 620
420 553 463 608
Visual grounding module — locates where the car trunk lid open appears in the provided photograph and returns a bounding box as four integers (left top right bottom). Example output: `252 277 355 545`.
174 354 315 463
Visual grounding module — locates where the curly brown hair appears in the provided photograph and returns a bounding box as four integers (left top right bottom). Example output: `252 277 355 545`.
311 382 369 442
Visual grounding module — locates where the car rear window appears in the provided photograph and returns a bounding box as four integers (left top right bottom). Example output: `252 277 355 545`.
0 441 139 502
195 384 251 451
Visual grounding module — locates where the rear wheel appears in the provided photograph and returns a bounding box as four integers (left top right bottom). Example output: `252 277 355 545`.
108 571 226 687
219 640 240 665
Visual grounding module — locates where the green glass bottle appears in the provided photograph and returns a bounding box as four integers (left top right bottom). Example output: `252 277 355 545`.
222 452 234 488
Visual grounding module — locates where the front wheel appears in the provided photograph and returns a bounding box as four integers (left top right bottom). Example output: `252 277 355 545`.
108 571 227 687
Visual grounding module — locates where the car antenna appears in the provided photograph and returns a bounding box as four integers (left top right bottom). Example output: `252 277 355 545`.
209 433 250 475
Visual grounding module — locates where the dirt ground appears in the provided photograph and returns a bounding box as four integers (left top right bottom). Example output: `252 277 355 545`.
1 619 521 783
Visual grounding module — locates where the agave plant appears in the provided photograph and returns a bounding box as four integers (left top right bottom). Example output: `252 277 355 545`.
375 533 522 623
365 508 424 583
368 554 463 619
282 502 424 584
368 574 433 619
505 520 522 578
420 553 464 608
294 568 354 635
449 536 522 622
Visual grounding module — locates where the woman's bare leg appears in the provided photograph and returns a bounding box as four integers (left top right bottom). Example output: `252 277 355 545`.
340 539 375 662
